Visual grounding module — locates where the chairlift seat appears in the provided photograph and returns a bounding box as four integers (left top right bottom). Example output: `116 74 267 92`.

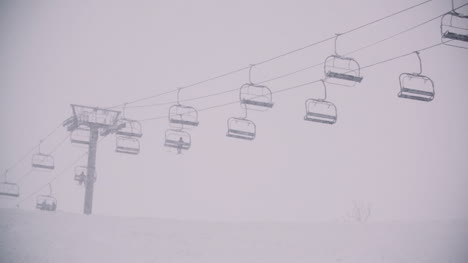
240 83 274 111
326 72 363 83
240 99 274 108
32 153 55 170
304 99 337 125
443 31 468 42
226 130 256 140
115 136 140 155
164 139 191 150
324 55 363 87
226 117 256 140
168 105 199 128
398 73 434 102
0 182 19 197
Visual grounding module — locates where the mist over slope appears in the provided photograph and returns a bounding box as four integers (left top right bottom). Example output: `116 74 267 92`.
0 208 467 263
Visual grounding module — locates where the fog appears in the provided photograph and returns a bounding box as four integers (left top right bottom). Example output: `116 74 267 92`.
1 0 467 223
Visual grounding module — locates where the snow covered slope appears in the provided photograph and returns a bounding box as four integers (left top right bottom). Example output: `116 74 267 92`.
0 208 467 263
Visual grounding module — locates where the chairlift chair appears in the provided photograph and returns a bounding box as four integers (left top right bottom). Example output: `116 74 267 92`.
304 80 337 124
398 51 435 102
32 153 55 170
324 55 363 86
441 10 468 48
35 195 57 211
226 117 256 140
164 129 191 152
115 136 140 155
168 105 200 128
70 126 91 145
304 100 337 124
115 119 143 138
398 73 435 102
0 182 20 197
240 83 274 111
324 34 363 87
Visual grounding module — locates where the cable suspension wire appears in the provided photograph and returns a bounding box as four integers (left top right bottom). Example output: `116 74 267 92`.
137 40 446 123
123 3 463 111
106 0 433 109
4 122 64 174
12 40 447 208
14 134 71 185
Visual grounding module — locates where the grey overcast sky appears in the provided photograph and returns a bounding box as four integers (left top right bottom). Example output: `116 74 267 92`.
1 0 467 222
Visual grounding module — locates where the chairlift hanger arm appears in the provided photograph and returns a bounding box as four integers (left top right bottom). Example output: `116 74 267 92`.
414 51 423 74
334 33 342 56
320 79 328 100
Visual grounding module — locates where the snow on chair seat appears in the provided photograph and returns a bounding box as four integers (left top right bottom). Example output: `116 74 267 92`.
226 117 256 141
116 136 140 155
441 9 468 49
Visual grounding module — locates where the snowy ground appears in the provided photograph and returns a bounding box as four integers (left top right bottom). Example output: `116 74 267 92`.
0 208 467 263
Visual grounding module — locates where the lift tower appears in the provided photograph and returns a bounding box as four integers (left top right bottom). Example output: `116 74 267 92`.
63 105 122 215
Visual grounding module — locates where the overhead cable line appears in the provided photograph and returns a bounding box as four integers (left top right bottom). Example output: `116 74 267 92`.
14 134 71 185
137 41 446 123
124 3 464 111
106 0 433 109
3 122 63 175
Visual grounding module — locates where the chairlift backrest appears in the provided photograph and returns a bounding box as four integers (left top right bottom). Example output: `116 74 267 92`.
168 105 199 128
240 83 274 111
115 119 143 138
441 11 468 48
226 117 256 140
324 55 363 87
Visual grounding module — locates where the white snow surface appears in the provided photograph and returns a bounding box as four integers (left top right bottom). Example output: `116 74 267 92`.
1 208 467 263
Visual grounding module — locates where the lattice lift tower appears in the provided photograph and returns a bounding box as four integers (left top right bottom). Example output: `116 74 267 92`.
63 105 123 215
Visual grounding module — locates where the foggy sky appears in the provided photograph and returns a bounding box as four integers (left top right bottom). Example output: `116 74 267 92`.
1 0 467 222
